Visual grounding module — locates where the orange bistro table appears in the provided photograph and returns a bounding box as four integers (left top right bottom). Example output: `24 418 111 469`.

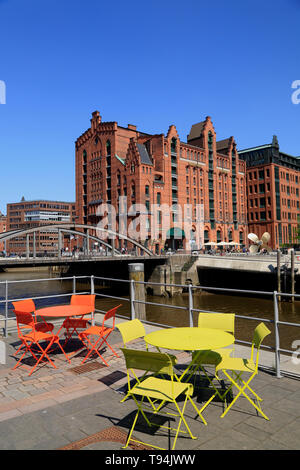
144 327 234 383
35 305 93 337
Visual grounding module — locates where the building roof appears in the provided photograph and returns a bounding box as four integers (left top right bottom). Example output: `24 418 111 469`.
136 143 153 166
238 144 271 154
187 121 206 141
216 138 231 150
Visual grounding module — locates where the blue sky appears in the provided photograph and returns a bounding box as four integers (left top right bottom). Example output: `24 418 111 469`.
0 0 300 214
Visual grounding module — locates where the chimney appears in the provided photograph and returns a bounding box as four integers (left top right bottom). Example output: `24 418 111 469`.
128 124 137 131
91 111 101 131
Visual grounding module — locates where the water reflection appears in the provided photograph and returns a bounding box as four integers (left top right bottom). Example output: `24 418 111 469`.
1 268 300 352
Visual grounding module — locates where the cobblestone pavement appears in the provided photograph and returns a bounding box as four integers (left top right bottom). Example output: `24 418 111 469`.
0 327 300 452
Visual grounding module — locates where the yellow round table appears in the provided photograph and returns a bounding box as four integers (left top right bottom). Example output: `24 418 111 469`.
145 327 234 352
145 327 234 382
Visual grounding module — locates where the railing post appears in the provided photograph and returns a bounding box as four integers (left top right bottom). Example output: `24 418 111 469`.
91 275 95 326
72 276 76 294
4 280 8 338
33 232 36 259
58 229 61 259
273 291 282 378
188 284 194 327
26 234 30 259
130 279 136 320
86 230 90 257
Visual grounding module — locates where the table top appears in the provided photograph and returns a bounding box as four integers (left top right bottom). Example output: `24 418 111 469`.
35 305 92 318
144 327 234 352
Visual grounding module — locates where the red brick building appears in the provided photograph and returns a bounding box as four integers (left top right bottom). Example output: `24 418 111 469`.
238 136 300 249
0 212 7 252
6 199 76 255
75 111 248 253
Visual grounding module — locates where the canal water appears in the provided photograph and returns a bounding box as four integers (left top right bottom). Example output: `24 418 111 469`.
1 268 300 353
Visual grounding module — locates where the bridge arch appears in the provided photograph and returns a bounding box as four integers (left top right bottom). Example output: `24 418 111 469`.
0 223 155 257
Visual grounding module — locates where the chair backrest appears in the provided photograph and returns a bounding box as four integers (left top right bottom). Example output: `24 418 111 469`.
12 299 35 313
121 348 174 377
198 312 235 334
103 304 122 329
117 319 146 346
14 310 36 338
70 294 96 309
251 322 271 366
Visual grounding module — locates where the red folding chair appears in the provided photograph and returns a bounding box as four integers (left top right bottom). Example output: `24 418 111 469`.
62 294 96 347
12 299 54 357
78 304 122 365
13 310 70 376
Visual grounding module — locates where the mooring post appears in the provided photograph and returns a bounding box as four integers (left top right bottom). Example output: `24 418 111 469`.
128 263 146 320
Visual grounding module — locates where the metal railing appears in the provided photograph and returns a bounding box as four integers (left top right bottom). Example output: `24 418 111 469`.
0 274 300 379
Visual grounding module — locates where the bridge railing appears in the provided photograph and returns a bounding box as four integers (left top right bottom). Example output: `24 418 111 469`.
0 274 299 379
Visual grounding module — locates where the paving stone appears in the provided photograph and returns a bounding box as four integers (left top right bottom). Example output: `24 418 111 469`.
1 331 300 450
270 417 300 449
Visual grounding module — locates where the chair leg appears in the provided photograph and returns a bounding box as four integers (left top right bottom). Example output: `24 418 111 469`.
80 335 109 365
28 339 57 376
80 332 119 365
173 395 197 449
220 370 269 420
123 397 144 449
55 340 71 363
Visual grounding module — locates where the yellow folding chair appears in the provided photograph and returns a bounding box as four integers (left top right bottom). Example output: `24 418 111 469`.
117 320 178 402
187 312 235 403
121 348 207 450
215 322 271 420
117 319 146 348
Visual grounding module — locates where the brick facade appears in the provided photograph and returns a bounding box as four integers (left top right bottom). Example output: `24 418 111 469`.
6 200 76 255
239 136 300 249
0 212 6 252
76 111 248 253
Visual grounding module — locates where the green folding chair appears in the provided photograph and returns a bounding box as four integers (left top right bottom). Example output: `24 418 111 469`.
117 320 178 402
187 312 235 404
121 348 207 450
117 319 147 348
215 322 271 420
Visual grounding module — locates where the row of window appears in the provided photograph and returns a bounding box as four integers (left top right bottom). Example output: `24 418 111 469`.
281 185 299 196
249 183 270 194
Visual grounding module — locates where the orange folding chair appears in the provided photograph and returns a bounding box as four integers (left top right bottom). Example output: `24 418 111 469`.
62 294 96 347
13 310 70 376
12 299 54 357
78 304 122 365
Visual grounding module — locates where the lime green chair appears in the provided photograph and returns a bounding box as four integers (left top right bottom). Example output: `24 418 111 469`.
121 348 207 450
117 319 147 347
117 319 178 403
188 312 235 400
215 322 271 420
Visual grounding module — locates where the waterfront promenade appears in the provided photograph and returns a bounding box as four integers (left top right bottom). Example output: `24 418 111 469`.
0 314 300 451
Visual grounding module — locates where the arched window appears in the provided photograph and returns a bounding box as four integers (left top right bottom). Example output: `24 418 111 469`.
106 140 111 156
171 137 177 153
117 171 121 186
131 183 136 199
